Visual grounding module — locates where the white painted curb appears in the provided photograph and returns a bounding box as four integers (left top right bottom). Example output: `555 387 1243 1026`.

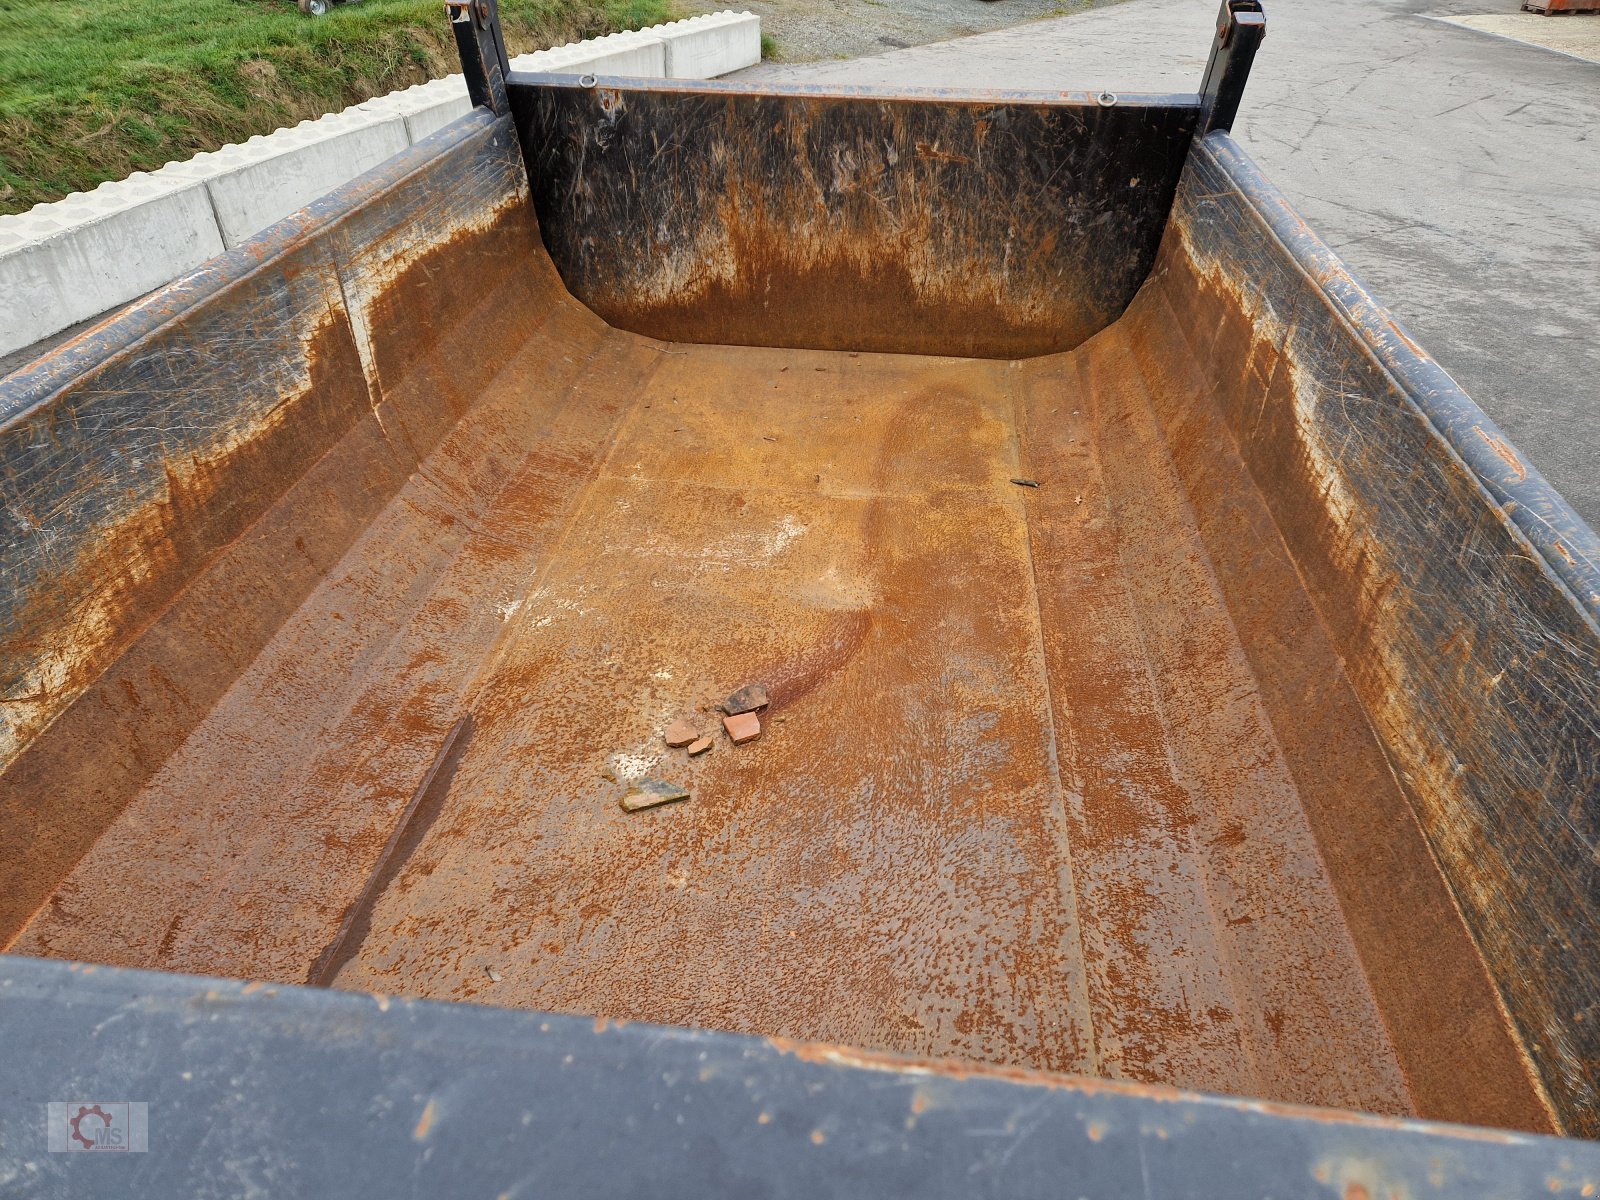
0 11 759 361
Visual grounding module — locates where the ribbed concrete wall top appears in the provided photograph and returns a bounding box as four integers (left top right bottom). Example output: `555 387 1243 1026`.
0 12 760 364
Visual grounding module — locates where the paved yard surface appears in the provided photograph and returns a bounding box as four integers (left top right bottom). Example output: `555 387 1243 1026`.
738 0 1600 529
1433 10 1600 63
681 0 1131 64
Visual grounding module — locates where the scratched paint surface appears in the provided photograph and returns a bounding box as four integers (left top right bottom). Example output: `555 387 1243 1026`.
0 112 542 942
7 959 1597 1200
1 108 1585 1141
12 322 1400 1107
1156 133 1599 1137
511 79 1199 359
8 252 1551 1131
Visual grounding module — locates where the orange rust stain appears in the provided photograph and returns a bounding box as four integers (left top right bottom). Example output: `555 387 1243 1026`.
22 287 1552 1132
1086 1120 1105 1142
7 167 1567 1146
1384 317 1428 359
1474 426 1528 482
413 1098 437 1141
767 1036 1210 1105
1147 219 1563 1138
915 141 974 167
584 210 1099 359
0 207 542 951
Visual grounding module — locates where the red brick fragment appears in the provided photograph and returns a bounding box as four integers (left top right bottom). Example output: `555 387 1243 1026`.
722 712 761 744
663 719 698 748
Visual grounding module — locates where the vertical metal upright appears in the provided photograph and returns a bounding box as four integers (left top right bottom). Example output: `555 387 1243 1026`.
1198 0 1266 135
447 0 512 115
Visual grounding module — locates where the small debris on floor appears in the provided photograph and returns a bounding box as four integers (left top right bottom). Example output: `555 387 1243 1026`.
1075 495 1084 505
687 736 713 756
1010 478 1041 488
485 966 503 983
721 683 770 715
663 718 699 748
723 712 761 744
621 778 692 812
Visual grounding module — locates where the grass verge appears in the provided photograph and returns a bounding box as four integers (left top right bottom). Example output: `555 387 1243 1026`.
0 0 671 215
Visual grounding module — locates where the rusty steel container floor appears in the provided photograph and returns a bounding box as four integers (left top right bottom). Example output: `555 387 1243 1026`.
6 255 1550 1129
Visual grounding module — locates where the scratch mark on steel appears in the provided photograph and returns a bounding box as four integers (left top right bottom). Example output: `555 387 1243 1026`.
1473 425 1528 482
306 713 474 987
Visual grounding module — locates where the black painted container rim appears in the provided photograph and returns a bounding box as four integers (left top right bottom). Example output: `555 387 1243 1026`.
506 70 1202 110
2 951 1596 1198
1194 130 1600 628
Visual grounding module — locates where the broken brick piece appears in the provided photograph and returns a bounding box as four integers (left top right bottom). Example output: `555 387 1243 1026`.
720 683 770 715
621 778 691 812
663 719 698 748
687 736 713 756
722 712 761 744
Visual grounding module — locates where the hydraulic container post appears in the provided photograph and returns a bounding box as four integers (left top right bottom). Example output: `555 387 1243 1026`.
1198 0 1266 135
447 0 511 114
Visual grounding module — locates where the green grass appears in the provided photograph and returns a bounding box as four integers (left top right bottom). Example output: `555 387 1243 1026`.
0 0 672 214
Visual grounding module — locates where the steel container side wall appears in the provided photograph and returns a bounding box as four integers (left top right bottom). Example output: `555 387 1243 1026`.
0 111 543 941
1153 130 1600 1136
508 75 1200 359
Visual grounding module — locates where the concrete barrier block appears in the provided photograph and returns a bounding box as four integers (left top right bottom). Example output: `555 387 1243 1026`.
152 152 231 185
0 175 225 358
515 29 667 77
349 93 412 122
349 77 472 145
401 78 475 143
202 109 411 248
508 46 563 73
656 10 762 78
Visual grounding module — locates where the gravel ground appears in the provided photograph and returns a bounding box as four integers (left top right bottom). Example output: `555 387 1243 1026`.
677 0 1130 63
